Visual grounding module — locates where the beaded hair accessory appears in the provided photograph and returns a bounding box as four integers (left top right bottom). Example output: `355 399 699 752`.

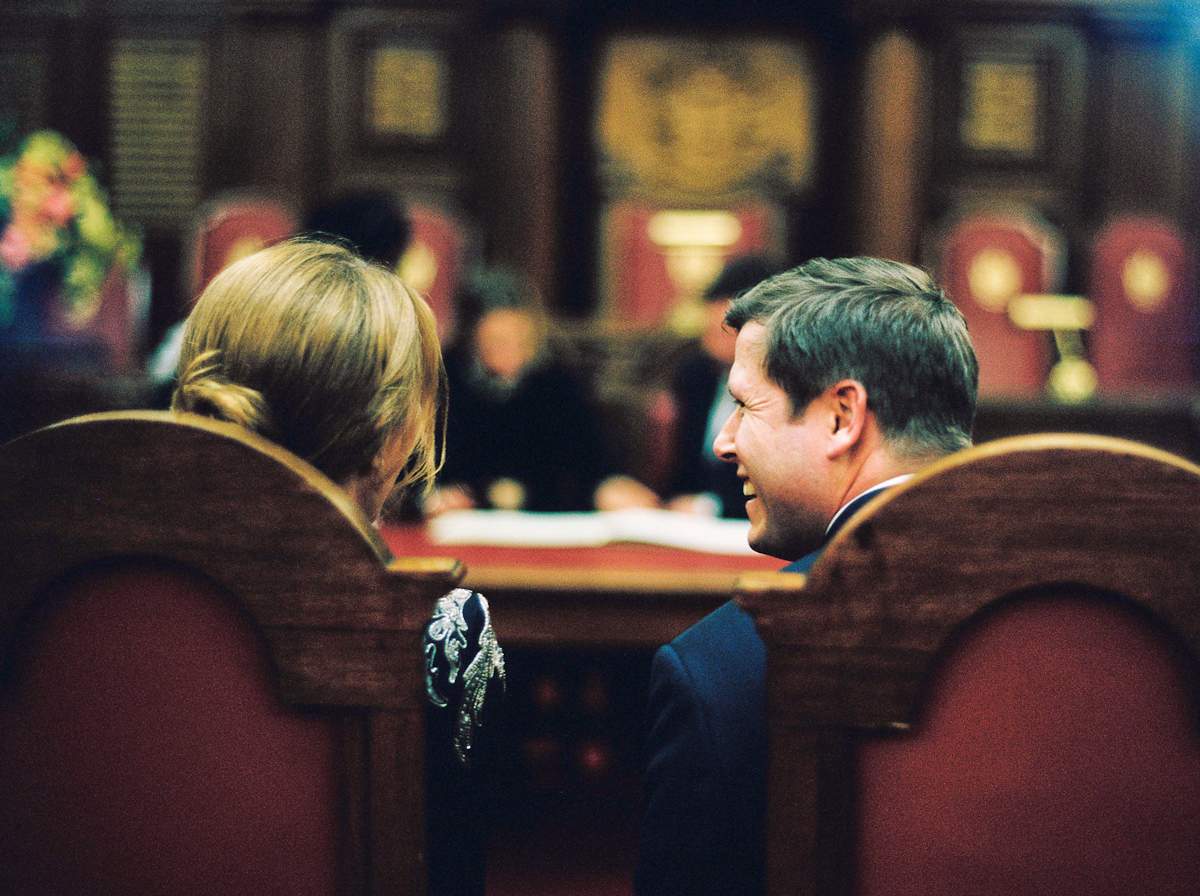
424 588 506 764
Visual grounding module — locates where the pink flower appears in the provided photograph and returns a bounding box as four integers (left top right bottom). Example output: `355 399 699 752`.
61 151 86 183
41 186 76 228
0 223 35 271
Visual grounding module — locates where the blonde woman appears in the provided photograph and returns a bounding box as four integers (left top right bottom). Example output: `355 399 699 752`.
172 238 503 896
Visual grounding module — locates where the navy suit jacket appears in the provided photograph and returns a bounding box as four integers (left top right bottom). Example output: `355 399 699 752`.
635 488 884 896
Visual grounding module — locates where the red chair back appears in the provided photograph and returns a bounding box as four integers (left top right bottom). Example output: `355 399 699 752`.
1 561 342 896
856 588 1200 896
0 411 463 896
926 206 1064 396
739 434 1200 896
185 192 300 303
1089 213 1196 394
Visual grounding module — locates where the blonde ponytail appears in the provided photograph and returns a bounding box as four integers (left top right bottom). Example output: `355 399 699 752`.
171 349 277 439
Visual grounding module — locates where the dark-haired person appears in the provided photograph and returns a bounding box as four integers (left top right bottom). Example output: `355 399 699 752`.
636 257 979 896
424 267 659 516
304 188 411 271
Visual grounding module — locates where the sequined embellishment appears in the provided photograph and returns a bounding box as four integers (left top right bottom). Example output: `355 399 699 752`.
425 588 506 763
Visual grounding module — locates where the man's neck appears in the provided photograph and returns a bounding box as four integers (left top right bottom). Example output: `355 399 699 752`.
834 439 938 516
824 474 913 535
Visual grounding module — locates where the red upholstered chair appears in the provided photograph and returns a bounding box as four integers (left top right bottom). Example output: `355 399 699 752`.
398 202 476 344
926 206 1065 397
0 411 462 896
185 191 301 302
1088 213 1197 394
738 434 1200 896
599 198 785 331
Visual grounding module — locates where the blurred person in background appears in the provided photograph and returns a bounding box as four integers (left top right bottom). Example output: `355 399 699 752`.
304 187 411 272
662 255 780 518
425 267 659 516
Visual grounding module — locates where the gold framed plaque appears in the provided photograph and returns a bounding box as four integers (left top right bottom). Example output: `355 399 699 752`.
364 41 448 144
595 34 817 200
960 57 1044 159
944 25 1085 173
330 10 470 158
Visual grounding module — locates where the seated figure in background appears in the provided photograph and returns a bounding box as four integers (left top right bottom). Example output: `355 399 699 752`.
663 255 780 518
171 238 504 896
425 267 659 516
304 187 411 272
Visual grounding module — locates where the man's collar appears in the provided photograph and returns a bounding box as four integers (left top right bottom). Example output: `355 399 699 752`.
824 474 914 536
782 475 915 574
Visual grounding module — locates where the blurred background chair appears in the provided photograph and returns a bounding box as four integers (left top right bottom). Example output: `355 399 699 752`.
145 190 300 396
0 411 462 896
925 204 1066 397
185 190 300 301
738 434 1200 896
398 200 475 345
1088 213 1197 395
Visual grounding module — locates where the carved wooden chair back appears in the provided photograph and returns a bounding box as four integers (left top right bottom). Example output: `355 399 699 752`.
738 434 1200 896
0 411 462 896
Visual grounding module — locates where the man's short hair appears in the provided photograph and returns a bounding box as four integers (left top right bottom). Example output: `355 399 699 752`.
725 256 979 456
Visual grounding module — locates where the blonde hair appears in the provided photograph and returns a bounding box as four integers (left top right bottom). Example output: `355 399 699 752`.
172 238 445 495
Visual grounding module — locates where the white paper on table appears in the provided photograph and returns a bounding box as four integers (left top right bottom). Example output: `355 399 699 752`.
427 508 757 555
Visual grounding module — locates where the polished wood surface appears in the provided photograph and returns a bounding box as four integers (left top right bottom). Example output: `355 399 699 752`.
0 411 463 896
382 523 781 648
738 433 1200 896
975 395 1200 462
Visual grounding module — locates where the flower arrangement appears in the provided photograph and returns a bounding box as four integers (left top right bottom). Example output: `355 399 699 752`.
0 130 141 334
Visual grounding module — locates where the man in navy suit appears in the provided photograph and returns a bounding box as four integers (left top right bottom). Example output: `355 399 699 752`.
635 257 979 896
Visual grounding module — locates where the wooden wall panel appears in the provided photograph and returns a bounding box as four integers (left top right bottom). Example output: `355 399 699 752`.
109 38 205 229
226 25 322 209
1091 35 1191 222
853 29 931 262
0 27 50 144
471 26 559 307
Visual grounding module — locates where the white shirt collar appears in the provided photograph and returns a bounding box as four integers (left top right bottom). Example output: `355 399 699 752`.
825 474 914 534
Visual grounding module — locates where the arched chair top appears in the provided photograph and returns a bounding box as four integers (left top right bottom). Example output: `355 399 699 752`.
0 411 462 705
184 190 300 301
737 433 1200 729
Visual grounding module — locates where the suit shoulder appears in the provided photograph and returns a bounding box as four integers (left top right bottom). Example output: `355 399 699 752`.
669 600 765 695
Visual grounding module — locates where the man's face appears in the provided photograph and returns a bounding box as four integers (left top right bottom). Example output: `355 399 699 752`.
700 298 736 365
712 322 837 561
476 309 539 384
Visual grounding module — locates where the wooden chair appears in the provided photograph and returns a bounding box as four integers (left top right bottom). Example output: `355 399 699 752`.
0 411 462 896
738 434 1200 896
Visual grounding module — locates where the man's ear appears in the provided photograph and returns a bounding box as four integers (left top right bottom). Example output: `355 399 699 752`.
824 379 869 460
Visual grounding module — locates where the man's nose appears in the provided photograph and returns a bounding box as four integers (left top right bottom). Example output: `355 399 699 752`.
712 412 737 463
